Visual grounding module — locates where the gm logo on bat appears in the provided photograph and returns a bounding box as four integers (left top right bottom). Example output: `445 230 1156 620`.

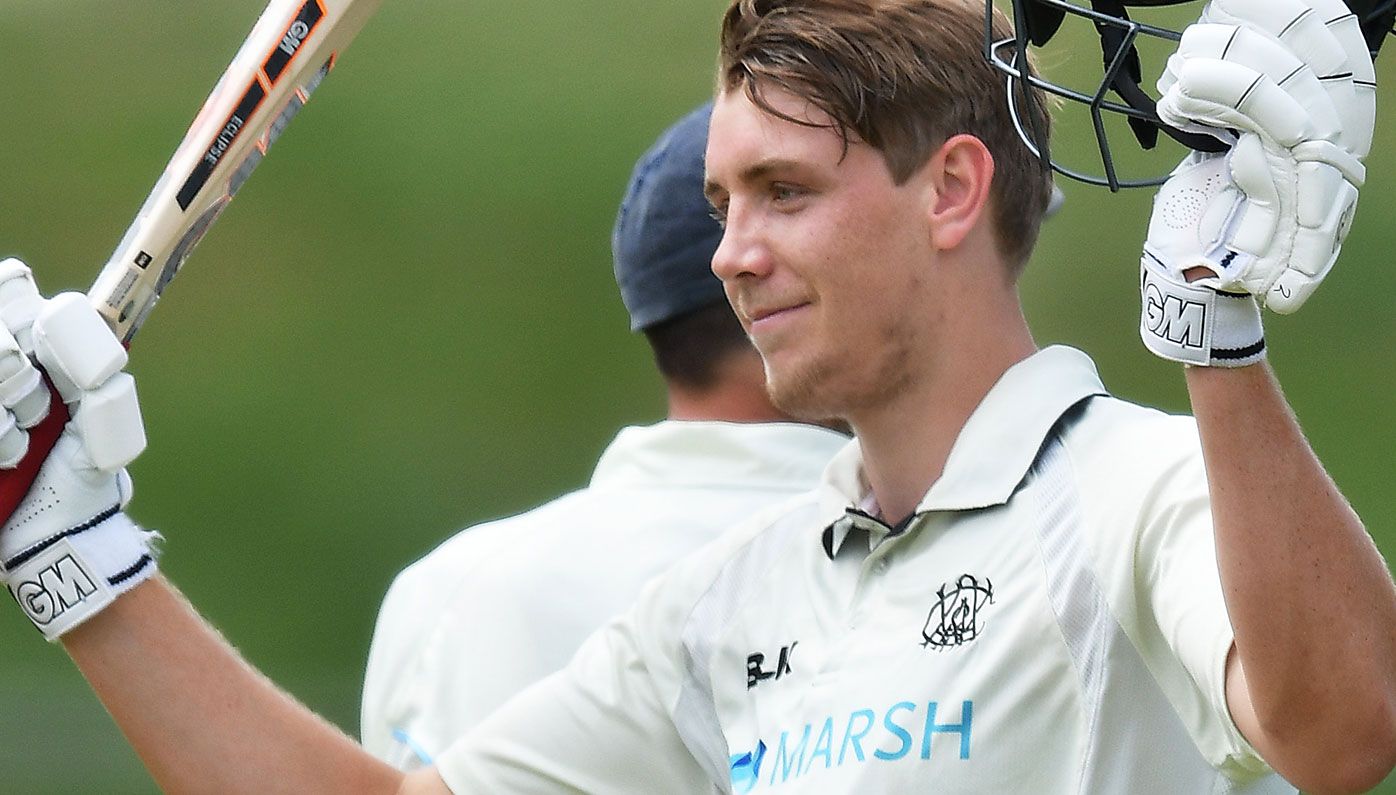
280 18 313 57
10 553 99 627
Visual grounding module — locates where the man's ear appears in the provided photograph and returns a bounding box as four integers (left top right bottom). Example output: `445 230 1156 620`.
925 134 994 252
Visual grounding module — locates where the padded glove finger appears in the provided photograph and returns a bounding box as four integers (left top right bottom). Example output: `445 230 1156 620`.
0 259 43 355
0 413 26 470
31 293 144 470
0 324 47 429
1263 146 1360 312
1159 32 1333 147
1202 0 1374 156
0 264 50 468
1203 0 1349 80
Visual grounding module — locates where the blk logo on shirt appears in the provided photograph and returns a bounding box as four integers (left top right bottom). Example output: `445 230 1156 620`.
747 642 798 689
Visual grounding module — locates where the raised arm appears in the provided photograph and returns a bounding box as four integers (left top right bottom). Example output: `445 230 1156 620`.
62 576 429 794
1187 364 1396 792
1137 1 1396 790
0 262 454 794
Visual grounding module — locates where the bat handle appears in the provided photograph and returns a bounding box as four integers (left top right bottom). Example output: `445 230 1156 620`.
0 384 70 522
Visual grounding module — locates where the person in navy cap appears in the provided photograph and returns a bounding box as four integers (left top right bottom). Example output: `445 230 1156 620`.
358 102 849 770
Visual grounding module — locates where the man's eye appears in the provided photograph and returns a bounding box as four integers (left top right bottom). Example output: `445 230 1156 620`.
708 205 728 228
771 183 804 203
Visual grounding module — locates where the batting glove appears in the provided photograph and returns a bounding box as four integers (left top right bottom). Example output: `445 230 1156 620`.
1140 0 1373 367
0 258 156 641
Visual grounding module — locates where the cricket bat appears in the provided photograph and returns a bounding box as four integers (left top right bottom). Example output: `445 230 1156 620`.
0 0 384 516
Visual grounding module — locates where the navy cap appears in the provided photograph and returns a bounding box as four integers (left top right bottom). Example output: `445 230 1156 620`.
612 103 727 331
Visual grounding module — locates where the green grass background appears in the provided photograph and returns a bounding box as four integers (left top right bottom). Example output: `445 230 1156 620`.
0 1 1392 791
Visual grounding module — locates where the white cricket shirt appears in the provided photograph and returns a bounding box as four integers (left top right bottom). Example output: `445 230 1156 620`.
434 346 1294 794
360 420 849 769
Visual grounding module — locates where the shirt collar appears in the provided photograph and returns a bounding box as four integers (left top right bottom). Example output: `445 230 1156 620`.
817 346 1107 555
590 420 850 491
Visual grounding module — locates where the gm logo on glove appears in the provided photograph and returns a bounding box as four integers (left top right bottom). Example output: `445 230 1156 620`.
4 537 117 638
10 552 98 626
1143 282 1206 350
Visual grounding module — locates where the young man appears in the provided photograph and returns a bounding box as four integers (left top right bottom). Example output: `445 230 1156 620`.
359 103 848 769
0 1 1391 793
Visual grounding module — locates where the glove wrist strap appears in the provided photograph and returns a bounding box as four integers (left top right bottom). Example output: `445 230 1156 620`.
1141 253 1266 368
2 512 157 641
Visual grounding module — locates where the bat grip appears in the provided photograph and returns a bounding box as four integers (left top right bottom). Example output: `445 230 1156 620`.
0 381 70 522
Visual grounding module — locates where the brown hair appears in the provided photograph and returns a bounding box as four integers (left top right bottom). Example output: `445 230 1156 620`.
718 0 1052 271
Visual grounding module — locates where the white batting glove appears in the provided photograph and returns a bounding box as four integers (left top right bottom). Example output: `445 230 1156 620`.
0 258 156 641
1142 151 1273 367
1140 0 1374 366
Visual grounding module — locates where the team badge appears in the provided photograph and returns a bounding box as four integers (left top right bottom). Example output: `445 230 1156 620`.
921 574 994 651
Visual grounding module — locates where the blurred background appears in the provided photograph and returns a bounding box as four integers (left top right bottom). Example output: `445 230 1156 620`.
0 1 1392 791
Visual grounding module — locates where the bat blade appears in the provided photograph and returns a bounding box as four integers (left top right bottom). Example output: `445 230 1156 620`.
0 0 381 518
89 0 382 345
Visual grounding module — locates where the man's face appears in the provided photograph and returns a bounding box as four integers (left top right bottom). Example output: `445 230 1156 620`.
704 87 942 422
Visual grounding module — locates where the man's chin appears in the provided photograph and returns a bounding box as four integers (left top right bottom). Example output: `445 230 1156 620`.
764 361 841 423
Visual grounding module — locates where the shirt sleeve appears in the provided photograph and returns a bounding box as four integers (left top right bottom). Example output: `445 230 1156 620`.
361 567 436 769
432 595 708 794
1130 423 1272 782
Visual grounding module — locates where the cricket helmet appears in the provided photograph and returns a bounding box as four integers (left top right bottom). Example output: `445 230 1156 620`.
986 0 1395 190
